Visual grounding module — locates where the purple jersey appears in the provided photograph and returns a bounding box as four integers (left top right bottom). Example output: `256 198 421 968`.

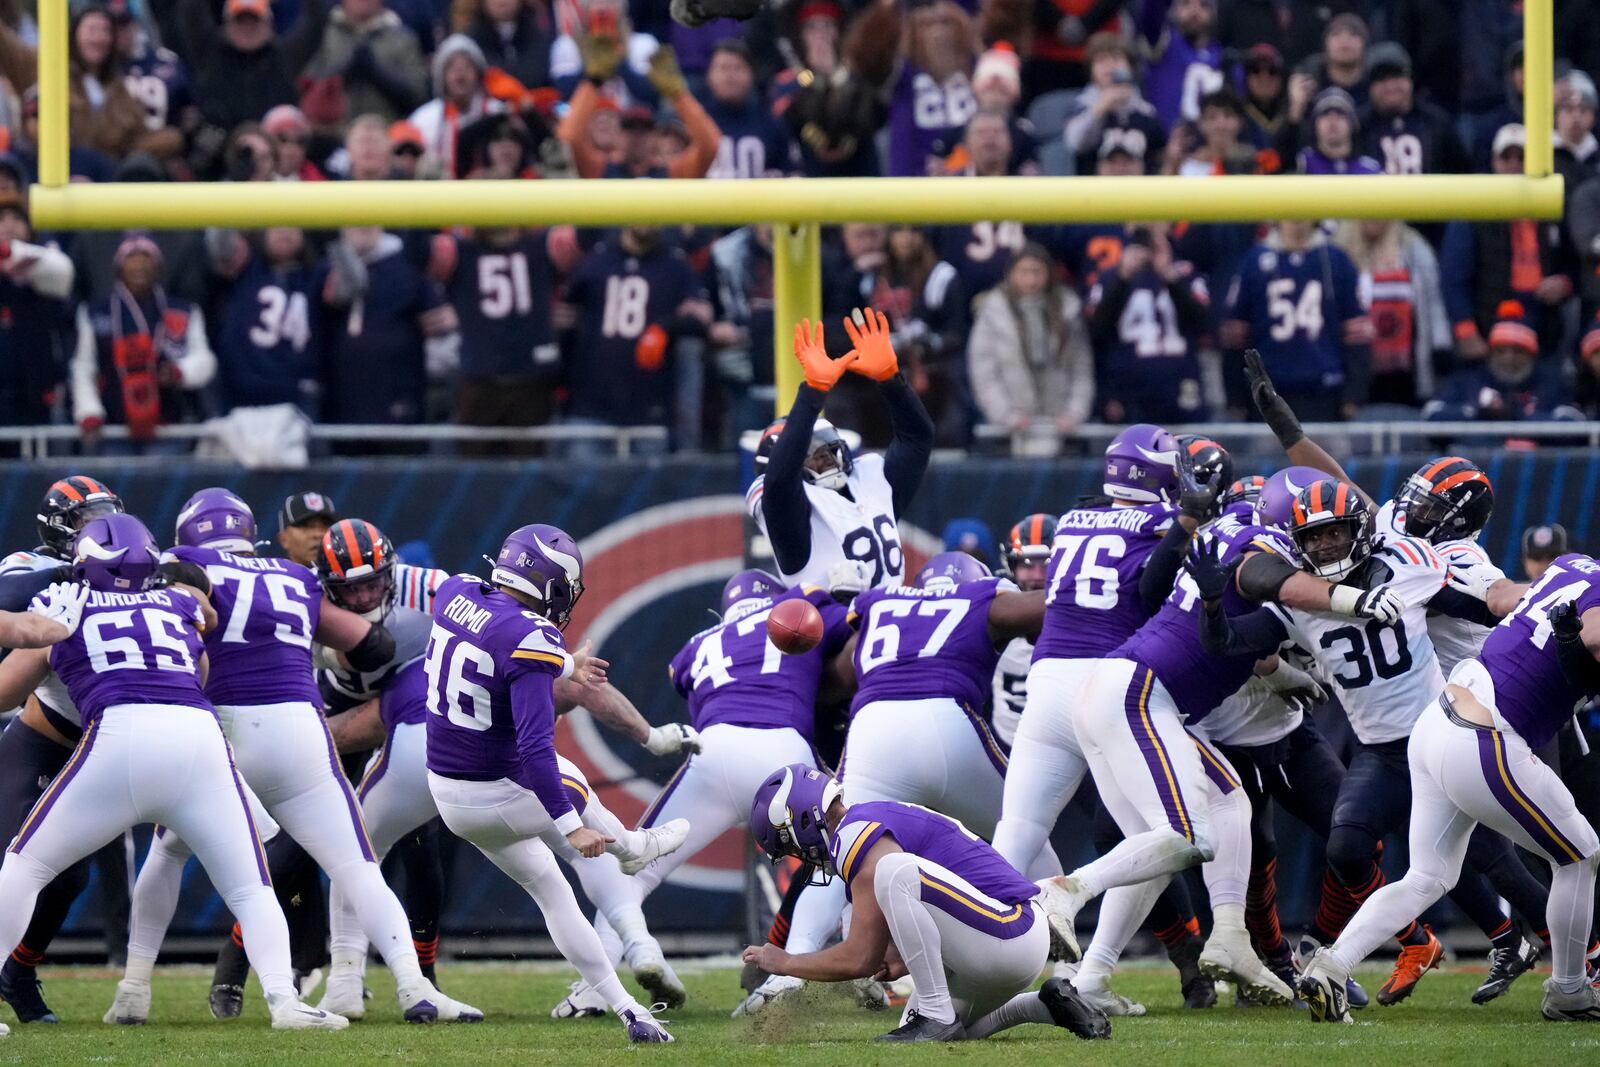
167 546 324 708
849 578 1003 715
423 576 577 825
668 586 850 739
829 800 1038 938
379 657 428 730
50 587 211 725
1032 504 1175 662
1116 516 1293 722
1478 554 1600 749
886 64 976 177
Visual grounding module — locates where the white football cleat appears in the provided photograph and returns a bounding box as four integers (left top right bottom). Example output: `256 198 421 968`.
732 974 804 1017
1297 948 1353 1024
0 1021 9 1037
619 819 692 876
852 977 891 1010
552 980 610 1019
317 974 367 1020
1034 876 1088 963
1541 978 1600 1021
399 985 484 1024
627 941 687 1010
623 1007 674 1043
1073 975 1147 1017
269 999 350 1031
104 978 151 1025
1199 928 1294 1006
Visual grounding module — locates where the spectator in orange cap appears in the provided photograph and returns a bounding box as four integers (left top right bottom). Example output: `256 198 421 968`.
263 104 327 179
389 120 426 177
172 0 329 139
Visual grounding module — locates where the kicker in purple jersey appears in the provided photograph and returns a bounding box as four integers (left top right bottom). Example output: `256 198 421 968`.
668 586 849 740
830 800 1038 931
50 588 212 725
849 578 1003 716
1032 503 1175 662
1477 553 1600 749
167 545 324 708
1115 515 1294 722
379 657 428 731
423 575 575 824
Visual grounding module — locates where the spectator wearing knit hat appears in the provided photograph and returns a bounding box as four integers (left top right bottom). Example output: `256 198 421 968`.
1424 301 1584 427
1295 87 1380 174
71 232 217 451
303 0 430 125
1358 43 1468 178
408 34 498 177
1442 123 1578 362
1292 12 1369 108
1554 71 1600 190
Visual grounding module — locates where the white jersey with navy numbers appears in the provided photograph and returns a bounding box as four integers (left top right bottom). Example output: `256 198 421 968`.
746 452 903 589
1377 499 1502 677
395 562 450 613
990 636 1033 747
0 550 82 729
1269 536 1447 744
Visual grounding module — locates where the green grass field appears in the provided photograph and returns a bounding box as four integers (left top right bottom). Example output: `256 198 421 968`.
4 961 1598 1066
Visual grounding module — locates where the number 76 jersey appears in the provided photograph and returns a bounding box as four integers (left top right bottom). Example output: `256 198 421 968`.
1031 502 1174 663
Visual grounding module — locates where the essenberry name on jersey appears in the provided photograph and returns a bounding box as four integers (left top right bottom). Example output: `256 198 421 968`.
1059 507 1160 534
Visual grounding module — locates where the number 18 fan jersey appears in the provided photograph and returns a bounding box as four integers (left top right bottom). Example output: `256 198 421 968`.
848 577 1008 716
1032 503 1174 662
747 452 903 589
668 586 851 741
166 546 325 708
1267 536 1447 744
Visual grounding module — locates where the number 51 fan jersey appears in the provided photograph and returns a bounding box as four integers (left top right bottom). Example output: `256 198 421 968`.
747 452 904 589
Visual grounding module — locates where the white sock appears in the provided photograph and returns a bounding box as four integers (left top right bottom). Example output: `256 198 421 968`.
1329 870 1446 976
1549 855 1598 993
330 861 427 994
966 990 1052 1038
592 911 626 968
125 830 192 967
1210 901 1249 938
1201 789 1251 908
328 879 369 970
124 955 155 984
223 883 297 1001
569 855 655 960
507 837 637 1010
1082 878 1167 973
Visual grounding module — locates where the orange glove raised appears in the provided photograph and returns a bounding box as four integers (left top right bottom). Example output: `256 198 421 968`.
793 318 858 392
842 308 898 381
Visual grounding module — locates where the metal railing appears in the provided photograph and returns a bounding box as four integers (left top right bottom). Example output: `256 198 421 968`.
0 423 670 461
970 421 1600 457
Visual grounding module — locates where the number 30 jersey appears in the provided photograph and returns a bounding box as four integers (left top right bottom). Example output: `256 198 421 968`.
1031 503 1174 663
166 546 324 708
1267 536 1448 744
848 577 1009 716
747 452 903 589
668 586 851 740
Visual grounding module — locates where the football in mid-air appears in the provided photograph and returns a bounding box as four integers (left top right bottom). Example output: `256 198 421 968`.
767 597 824 655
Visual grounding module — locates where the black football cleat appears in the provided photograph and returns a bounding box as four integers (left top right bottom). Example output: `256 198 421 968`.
0 962 59 1024
1168 935 1217 1010
1041 977 1112 1039
1474 936 1541 1005
875 1009 966 1042
209 983 245 1020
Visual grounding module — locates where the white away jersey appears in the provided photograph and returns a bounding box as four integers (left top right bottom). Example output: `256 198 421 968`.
1198 675 1301 749
1377 499 1502 676
0 550 81 728
1269 536 1447 744
991 636 1032 747
395 562 449 613
746 452 904 589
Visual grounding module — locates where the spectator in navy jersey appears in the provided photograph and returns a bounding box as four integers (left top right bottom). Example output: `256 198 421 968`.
699 39 793 179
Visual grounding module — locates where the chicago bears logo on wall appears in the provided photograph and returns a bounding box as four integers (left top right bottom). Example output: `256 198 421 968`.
559 497 938 891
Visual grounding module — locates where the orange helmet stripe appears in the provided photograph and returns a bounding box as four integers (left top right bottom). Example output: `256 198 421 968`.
1030 514 1044 544
1433 469 1489 494
322 531 344 577
1310 480 1325 514
1333 481 1349 516
339 520 365 569
1421 456 1466 483
364 522 385 568
52 479 83 503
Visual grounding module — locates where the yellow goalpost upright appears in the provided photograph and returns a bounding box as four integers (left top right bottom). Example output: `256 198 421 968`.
26 0 1561 412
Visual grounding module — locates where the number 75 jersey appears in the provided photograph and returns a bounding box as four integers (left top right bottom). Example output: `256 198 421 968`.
1031 503 1175 663
747 452 904 589
1267 537 1448 744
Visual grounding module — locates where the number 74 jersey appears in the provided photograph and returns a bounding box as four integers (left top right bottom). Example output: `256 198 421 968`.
1266 537 1449 744
747 452 904 589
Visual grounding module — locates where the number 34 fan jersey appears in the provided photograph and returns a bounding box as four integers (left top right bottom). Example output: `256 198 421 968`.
747 452 904 589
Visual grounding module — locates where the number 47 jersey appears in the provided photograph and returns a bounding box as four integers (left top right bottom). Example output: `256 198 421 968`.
1267 536 1448 744
747 452 903 589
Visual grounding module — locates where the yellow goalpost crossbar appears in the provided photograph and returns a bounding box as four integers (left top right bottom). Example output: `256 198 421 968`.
26 0 1560 411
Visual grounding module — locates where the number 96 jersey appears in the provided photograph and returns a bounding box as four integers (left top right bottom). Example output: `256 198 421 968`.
1268 536 1448 744
747 452 904 589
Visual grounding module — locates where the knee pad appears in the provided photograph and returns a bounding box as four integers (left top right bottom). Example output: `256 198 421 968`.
1325 825 1379 886
1399 869 1452 905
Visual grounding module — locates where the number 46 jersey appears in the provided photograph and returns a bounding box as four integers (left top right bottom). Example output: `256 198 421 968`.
1267 536 1448 744
747 452 903 589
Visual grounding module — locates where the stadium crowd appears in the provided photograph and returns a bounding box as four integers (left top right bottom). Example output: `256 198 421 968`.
0 0 1597 455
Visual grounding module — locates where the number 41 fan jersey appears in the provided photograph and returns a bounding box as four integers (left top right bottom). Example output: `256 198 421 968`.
747 452 904 589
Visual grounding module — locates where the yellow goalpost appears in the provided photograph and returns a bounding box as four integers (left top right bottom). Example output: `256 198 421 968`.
26 0 1560 411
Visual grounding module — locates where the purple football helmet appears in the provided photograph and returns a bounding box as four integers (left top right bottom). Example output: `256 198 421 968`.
491 523 585 628
74 513 162 592
914 551 992 589
720 569 782 621
175 487 257 553
1103 423 1180 504
749 763 843 874
1257 466 1332 529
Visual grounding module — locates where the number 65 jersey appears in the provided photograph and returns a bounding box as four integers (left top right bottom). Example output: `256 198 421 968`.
1267 536 1448 744
746 452 902 589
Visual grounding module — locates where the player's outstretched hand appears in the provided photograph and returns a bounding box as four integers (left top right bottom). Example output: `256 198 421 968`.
794 318 858 392
1261 656 1329 712
1243 348 1304 447
1330 583 1403 625
1551 600 1584 645
570 640 609 687
1445 560 1499 603
1177 455 1223 525
825 559 872 604
1185 537 1235 602
843 307 899 382
645 722 701 756
566 826 614 859
27 581 88 637
742 943 786 972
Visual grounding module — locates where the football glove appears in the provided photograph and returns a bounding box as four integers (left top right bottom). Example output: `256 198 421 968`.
793 318 857 391
1329 583 1404 625
842 307 899 382
28 581 88 636
825 560 872 604
1261 656 1330 713
644 722 701 756
1185 537 1235 602
1243 348 1304 448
